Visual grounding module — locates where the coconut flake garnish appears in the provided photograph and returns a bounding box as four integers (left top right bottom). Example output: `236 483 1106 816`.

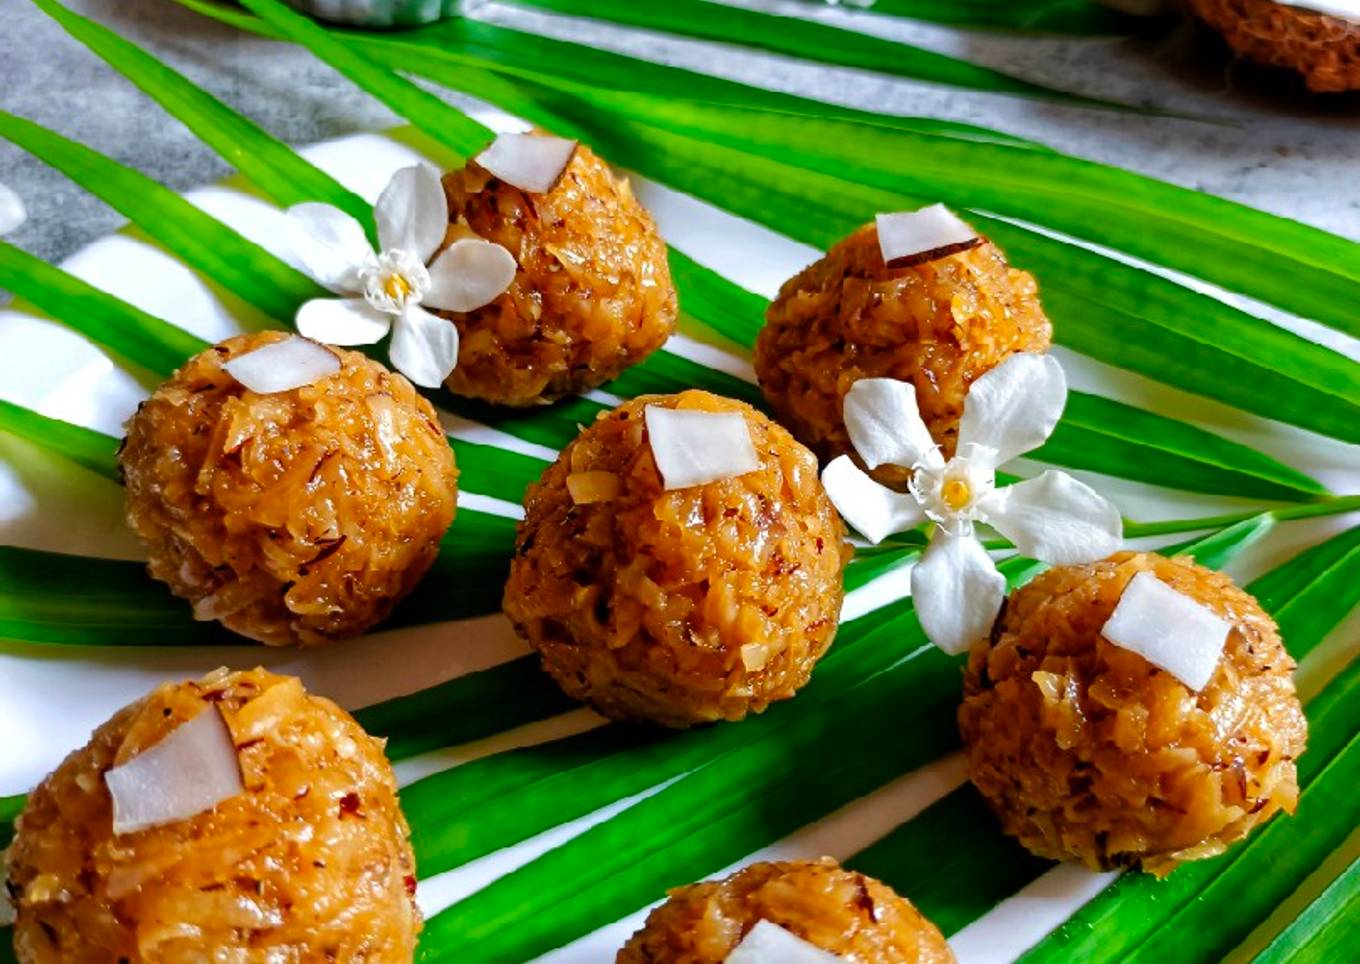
475 133 578 194
725 921 843 963
105 706 244 835
644 405 760 490
876 204 981 269
1100 571 1232 691
222 335 341 394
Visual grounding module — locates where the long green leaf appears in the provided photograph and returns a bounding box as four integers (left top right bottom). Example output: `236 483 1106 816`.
0 111 321 321
502 0 1138 111
29 0 375 237
187 14 1339 496
0 241 206 377
0 400 121 483
175 0 1047 150
847 0 1143 32
254 29 1358 446
1251 853 1360 963
234 0 491 161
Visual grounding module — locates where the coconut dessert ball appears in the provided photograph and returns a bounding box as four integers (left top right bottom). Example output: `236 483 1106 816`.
120 331 458 646
755 220 1051 488
617 857 954 963
959 551 1307 877
503 390 850 728
1189 0 1360 93
5 668 420 963
437 134 678 406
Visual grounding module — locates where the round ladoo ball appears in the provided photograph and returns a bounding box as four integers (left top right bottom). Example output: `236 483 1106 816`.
755 222 1051 487
120 331 458 646
5 668 420 962
617 857 955 963
1188 0 1360 93
503 390 850 728
959 551 1307 877
438 137 678 406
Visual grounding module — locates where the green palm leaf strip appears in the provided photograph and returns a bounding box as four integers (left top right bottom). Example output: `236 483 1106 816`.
180 3 1335 501
0 399 120 484
1251 851 1359 963
0 111 321 321
227 3 1360 346
234 0 489 161
28 0 375 239
0 241 206 376
175 0 1047 150
268 29 1360 443
846 0 1142 32
500 0 1140 112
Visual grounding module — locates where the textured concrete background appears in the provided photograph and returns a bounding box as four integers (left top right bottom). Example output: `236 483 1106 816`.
1 0 1357 268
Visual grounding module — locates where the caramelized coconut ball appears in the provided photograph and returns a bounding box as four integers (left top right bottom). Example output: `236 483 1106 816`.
120 331 458 646
617 858 955 963
503 391 850 728
959 552 1307 877
756 222 1051 488
438 137 677 405
1189 0 1360 93
5 668 420 963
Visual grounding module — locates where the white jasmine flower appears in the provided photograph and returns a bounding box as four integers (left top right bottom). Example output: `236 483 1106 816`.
286 163 517 388
0 183 27 235
822 353 1123 655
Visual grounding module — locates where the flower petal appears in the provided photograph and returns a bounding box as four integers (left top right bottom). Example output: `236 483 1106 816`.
821 454 926 544
375 163 448 264
977 470 1123 565
843 377 938 471
296 297 391 346
284 203 371 292
910 529 1006 655
0 183 27 235
956 352 1067 464
423 238 518 312
389 304 459 388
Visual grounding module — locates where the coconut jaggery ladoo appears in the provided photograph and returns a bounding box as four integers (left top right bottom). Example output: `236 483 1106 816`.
438 132 678 406
756 206 1051 488
503 390 850 728
617 857 955 963
1189 0 1360 93
5 668 420 963
959 551 1307 876
120 331 458 646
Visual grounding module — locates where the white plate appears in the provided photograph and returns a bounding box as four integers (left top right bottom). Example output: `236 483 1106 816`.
1 112 1356 962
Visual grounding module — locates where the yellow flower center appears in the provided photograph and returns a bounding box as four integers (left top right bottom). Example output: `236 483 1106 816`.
941 478 972 512
383 272 412 301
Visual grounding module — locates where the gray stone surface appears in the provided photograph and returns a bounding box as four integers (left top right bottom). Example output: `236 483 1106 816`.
1 0 1356 269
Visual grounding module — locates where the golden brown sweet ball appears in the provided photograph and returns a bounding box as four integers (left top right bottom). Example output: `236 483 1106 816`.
959 551 1307 877
6 668 421 963
1189 0 1360 93
617 857 955 963
438 136 678 406
120 331 458 646
755 222 1051 488
503 390 850 728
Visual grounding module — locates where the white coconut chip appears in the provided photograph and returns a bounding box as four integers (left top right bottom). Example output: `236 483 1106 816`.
1279 1 1360 22
876 204 981 269
105 706 244 835
222 335 341 394
475 133 578 194
1100 571 1232 692
644 405 760 490
725 920 843 964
